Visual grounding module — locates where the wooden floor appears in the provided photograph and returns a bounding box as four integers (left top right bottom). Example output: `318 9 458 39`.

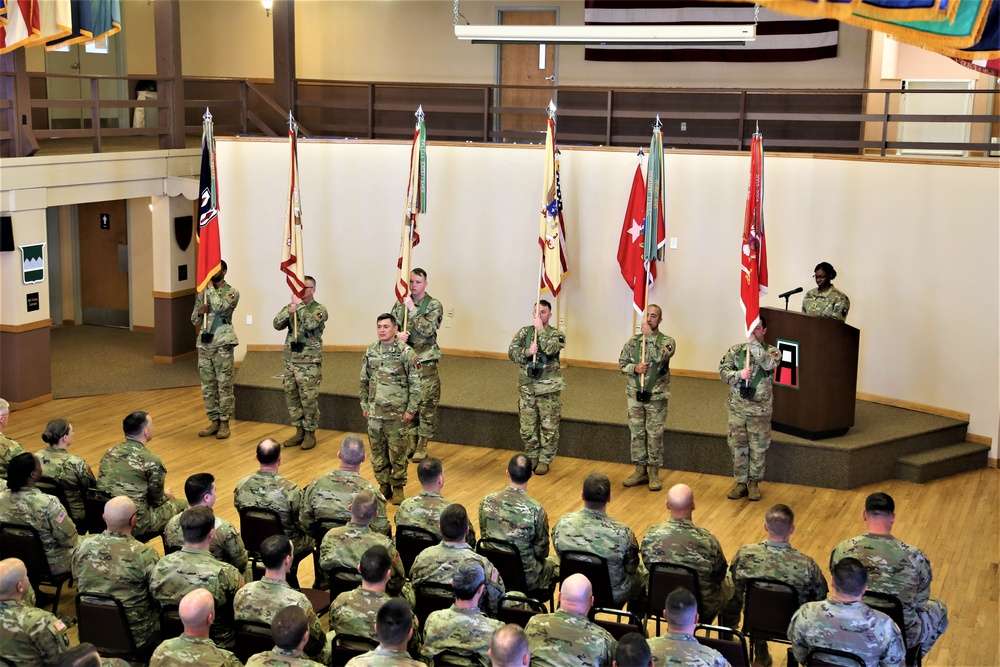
5 386 998 666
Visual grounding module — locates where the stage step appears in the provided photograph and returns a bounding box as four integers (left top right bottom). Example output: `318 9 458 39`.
895 442 990 484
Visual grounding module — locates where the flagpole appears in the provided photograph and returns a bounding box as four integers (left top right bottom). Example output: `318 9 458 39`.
533 101 557 355
200 108 213 334
288 112 300 342
400 105 426 332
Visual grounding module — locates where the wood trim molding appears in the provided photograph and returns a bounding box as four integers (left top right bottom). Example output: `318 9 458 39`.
967 433 994 447
133 325 155 334
9 394 52 410
153 351 197 364
0 319 52 333
988 457 998 468
855 392 970 422
153 288 196 299
441 348 507 360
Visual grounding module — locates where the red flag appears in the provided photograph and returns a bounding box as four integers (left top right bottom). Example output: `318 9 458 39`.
195 112 222 293
280 119 306 297
740 134 768 337
616 164 654 314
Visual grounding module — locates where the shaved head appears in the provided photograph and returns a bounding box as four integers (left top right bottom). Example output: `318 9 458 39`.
559 573 593 610
104 496 137 531
667 484 694 517
179 588 215 627
0 558 28 597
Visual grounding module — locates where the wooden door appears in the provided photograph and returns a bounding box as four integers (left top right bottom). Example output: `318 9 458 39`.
44 35 127 130
498 10 556 141
78 200 129 327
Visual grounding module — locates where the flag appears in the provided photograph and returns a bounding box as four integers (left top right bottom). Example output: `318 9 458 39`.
539 116 569 295
616 163 653 314
395 114 427 301
195 111 222 293
280 117 306 297
740 133 768 338
644 128 666 266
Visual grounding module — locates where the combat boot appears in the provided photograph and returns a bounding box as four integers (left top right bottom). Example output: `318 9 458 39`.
390 487 405 505
405 434 418 459
623 464 649 487
747 481 761 501
411 437 428 462
198 420 220 437
301 430 317 450
647 467 662 491
535 462 550 475
529 459 539 472
283 426 305 448
215 421 230 439
379 483 392 499
727 483 748 500
753 641 772 667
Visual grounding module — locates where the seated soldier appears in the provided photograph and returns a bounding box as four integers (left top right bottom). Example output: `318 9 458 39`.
394 457 475 546
422 560 504 666
0 557 72 665
524 573 617 667
245 605 325 667
344 599 424 667
148 588 242 667
646 588 728 667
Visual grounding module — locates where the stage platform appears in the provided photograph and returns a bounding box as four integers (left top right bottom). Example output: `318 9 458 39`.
234 351 988 490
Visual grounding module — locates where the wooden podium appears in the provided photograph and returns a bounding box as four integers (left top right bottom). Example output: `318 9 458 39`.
762 306 860 440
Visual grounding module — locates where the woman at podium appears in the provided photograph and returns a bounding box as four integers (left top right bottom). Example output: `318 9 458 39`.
802 262 850 321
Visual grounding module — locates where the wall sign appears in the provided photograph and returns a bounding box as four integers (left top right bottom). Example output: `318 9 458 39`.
20 243 45 284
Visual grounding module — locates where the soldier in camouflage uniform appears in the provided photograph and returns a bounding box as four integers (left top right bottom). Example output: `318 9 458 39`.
149 588 243 667
507 299 565 476
0 398 25 482
640 484 728 623
410 503 506 618
35 418 94 531
647 588 729 667
478 453 556 591
719 503 827 665
245 605 325 667
719 316 781 502
0 557 72 665
490 624 531 667
422 560 504 666
164 473 251 581
802 262 851 321
359 313 422 504
394 457 475 547
97 411 186 535
234 535 330 664
524 573 616 667
789 557 905 667
829 492 948 656
552 472 646 610
390 268 444 463
344 599 424 667
273 275 328 451
150 506 245 649
619 305 676 492
0 453 79 577
192 260 240 440
72 496 161 649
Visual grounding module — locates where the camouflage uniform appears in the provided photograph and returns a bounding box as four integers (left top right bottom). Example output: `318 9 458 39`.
164 512 251 581
273 299 328 432
359 340 422 489
0 598 72 665
299 469 391 538
719 539 828 628
0 432 24 480
245 647 324 667
149 545 244 649
394 490 476 547
234 470 315 557
422 604 503 666
524 608 616 667
234 577 330 664
319 523 410 602
329 588 391 642
148 633 243 667
789 599 905 667
830 534 949 653
802 285 851 321
410 542 506 618
345 646 424 667
552 508 646 608
72 529 161 647
508 325 565 465
35 445 95 526
640 517 729 621
718 340 781 484
647 631 730 667
97 438 187 535
192 281 240 422
391 293 443 446
619 331 676 467
478 485 555 590
0 487 79 575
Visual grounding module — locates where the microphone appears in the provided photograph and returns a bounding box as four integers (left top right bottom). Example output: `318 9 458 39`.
778 287 804 299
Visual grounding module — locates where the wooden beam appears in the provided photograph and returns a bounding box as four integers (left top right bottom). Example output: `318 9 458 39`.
154 0 185 149
272 0 296 116
0 49 39 157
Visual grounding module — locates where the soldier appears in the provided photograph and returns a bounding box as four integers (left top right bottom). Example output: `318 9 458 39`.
0 398 25 481
422 560 503 666
359 312 421 505
344 599 424 667
0 558 72 665
410 503 505 618
245 605 325 667
72 496 161 649
273 275 328 451
390 267 444 463
552 472 646 610
718 315 781 502
646 588 729 667
97 410 186 535
478 453 556 591
524 573 616 667
614 633 653 667
149 588 243 667
164 472 251 580
192 259 240 440
619 304 676 492
802 261 851 321
234 535 329 664
150 506 244 649
489 624 531 667
830 492 949 657
640 484 728 623
789 557 905 667
719 503 828 666
507 299 565 475
35 418 94 531
394 457 475 547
